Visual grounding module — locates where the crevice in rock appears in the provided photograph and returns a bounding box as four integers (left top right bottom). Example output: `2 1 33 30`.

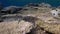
26 25 54 34
45 31 53 34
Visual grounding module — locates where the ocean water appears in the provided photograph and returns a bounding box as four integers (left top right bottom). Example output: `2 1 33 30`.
0 0 60 7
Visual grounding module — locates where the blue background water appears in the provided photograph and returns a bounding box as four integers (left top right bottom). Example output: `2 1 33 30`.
0 0 60 7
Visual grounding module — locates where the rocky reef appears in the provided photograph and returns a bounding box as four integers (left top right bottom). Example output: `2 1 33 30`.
0 3 60 34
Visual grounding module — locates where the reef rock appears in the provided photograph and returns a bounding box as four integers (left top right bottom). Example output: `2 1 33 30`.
39 3 51 8
1 6 22 14
0 20 34 34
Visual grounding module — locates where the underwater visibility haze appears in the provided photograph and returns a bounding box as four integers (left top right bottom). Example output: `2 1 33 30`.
0 0 60 7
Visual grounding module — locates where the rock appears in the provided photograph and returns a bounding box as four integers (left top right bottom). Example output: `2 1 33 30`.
39 3 51 8
18 20 34 34
50 10 59 17
0 20 34 34
50 9 60 18
36 19 60 34
1 6 22 14
1 3 60 34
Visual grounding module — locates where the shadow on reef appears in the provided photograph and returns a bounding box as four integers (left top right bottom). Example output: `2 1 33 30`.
23 16 38 23
26 25 54 34
0 15 38 23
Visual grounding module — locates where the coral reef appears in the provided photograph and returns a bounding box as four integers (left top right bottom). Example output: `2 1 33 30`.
0 3 60 34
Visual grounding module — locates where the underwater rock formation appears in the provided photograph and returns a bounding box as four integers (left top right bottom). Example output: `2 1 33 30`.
0 3 60 34
1 6 22 14
0 20 34 34
50 8 60 18
39 3 52 8
18 20 34 34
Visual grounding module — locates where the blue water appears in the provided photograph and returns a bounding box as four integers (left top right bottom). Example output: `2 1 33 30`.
0 0 60 7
